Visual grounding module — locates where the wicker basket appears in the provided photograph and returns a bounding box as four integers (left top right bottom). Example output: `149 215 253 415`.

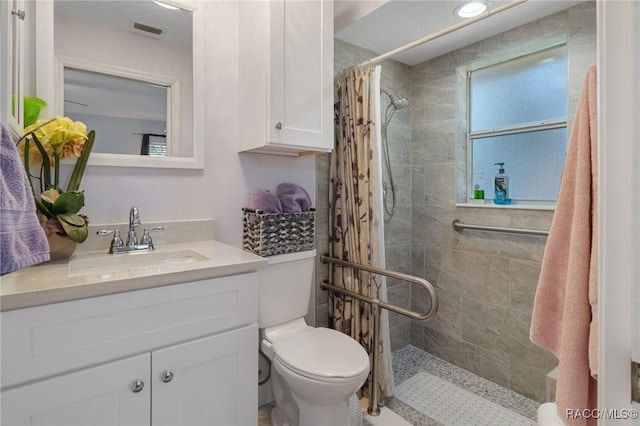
242 208 316 256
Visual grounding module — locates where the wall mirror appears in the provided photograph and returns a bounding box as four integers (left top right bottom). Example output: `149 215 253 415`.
36 0 204 169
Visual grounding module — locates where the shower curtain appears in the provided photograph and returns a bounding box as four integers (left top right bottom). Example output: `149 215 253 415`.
330 65 395 402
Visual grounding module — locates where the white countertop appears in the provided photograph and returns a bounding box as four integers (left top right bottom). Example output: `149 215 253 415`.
0 241 268 312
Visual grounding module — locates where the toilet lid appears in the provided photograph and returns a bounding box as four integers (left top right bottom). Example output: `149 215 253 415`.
273 328 370 380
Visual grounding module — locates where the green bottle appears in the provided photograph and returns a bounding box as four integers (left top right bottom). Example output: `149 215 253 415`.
473 174 485 200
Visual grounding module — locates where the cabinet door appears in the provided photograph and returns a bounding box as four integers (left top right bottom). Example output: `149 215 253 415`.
269 0 333 152
152 324 258 426
0 0 25 137
0 353 150 426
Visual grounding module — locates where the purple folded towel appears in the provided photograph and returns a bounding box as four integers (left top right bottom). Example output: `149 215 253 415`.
1 124 50 275
276 183 312 213
248 190 283 214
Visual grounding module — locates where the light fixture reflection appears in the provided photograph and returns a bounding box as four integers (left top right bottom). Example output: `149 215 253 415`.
455 1 489 18
153 0 179 11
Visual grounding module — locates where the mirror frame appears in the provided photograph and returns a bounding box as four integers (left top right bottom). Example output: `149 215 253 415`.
35 0 204 169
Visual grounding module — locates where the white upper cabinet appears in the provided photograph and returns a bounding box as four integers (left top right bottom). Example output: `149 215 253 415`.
1 0 25 137
239 0 334 156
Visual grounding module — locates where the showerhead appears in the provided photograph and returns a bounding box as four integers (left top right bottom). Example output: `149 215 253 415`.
381 89 410 111
393 97 409 110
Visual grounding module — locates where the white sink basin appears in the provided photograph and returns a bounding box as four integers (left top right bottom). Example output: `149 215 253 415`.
68 249 210 277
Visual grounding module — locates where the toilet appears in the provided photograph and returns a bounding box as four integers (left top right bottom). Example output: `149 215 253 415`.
259 249 370 426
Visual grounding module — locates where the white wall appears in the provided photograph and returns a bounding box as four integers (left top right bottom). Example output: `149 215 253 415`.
64 1 316 248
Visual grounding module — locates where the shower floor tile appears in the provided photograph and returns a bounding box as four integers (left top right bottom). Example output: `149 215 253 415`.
386 345 540 425
395 372 535 425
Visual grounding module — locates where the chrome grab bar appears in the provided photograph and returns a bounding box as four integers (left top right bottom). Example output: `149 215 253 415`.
452 219 549 236
320 255 438 320
320 254 438 417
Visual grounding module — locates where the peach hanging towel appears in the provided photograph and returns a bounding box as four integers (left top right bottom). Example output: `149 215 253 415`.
530 65 598 426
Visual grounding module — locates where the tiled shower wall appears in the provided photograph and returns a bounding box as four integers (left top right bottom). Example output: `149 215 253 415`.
317 1 596 404
409 2 596 402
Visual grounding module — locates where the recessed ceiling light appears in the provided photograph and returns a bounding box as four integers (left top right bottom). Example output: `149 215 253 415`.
455 1 489 18
153 0 179 11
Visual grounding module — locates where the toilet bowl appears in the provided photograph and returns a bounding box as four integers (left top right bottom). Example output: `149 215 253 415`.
258 250 370 426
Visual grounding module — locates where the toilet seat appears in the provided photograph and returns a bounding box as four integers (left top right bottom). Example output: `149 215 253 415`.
272 327 369 381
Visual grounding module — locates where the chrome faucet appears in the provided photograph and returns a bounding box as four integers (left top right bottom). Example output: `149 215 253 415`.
127 206 141 247
97 206 164 254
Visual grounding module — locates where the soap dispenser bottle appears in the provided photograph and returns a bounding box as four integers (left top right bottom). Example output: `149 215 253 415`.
493 162 511 205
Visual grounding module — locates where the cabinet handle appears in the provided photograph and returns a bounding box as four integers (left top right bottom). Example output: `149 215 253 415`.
161 371 174 383
131 380 145 393
275 122 283 130
12 9 26 20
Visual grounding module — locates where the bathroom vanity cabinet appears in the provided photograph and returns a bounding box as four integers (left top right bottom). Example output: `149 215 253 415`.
0 273 259 426
238 0 333 156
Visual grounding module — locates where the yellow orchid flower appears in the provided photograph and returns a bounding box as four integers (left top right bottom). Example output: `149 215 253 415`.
23 117 88 156
18 116 95 243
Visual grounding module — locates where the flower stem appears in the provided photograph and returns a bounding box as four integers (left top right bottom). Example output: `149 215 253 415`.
30 133 51 189
21 138 37 197
54 152 60 189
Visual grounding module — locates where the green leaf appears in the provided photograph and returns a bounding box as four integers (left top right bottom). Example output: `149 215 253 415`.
52 191 85 215
57 213 86 227
57 215 88 243
67 130 95 192
23 97 47 127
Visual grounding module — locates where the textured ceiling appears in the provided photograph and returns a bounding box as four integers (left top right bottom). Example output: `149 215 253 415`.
335 0 585 65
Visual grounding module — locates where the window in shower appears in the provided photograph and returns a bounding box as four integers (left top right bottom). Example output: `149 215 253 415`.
466 43 568 205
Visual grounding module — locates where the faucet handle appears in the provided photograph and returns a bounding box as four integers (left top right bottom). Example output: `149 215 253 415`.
97 229 124 254
141 227 164 250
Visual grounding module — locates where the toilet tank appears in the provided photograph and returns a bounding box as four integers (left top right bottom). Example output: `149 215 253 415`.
258 249 316 328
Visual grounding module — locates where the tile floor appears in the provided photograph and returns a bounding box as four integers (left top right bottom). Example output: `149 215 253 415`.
258 344 539 425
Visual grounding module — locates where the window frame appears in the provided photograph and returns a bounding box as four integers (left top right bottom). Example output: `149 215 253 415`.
461 38 568 207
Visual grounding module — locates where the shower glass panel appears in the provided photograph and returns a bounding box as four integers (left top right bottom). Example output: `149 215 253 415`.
470 45 567 132
472 127 568 201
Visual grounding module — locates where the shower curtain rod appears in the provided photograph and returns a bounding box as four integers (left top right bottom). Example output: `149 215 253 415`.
341 0 527 73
